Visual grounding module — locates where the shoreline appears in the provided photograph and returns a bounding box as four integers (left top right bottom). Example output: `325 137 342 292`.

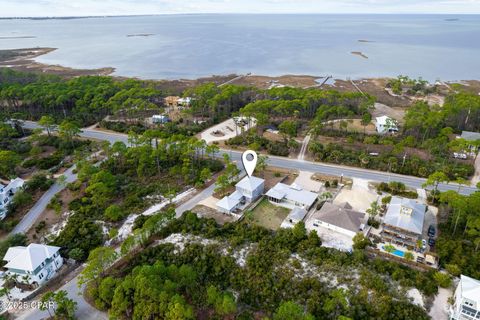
0 47 115 77
1 47 480 101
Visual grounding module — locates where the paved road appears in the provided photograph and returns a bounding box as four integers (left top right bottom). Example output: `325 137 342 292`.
16 270 107 320
21 121 479 196
11 165 78 235
175 183 216 217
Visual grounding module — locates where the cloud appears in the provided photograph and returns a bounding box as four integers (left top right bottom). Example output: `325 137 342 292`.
1 0 480 16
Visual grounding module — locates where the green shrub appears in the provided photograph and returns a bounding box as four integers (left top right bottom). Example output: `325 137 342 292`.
24 174 53 192
68 248 85 261
368 218 380 229
434 272 452 288
35 221 47 233
47 195 63 214
104 204 126 222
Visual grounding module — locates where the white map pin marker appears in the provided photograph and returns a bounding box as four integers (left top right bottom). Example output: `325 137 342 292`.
242 150 258 178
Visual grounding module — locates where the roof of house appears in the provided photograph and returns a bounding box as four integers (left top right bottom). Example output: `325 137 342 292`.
0 178 24 195
288 207 308 222
266 183 317 208
216 195 241 212
459 275 480 303
384 197 426 235
178 97 192 104
461 131 480 141
376 116 398 128
376 116 391 125
3 244 60 272
236 176 264 192
312 202 365 233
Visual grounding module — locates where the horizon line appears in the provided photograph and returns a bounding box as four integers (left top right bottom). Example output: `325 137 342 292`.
0 12 478 19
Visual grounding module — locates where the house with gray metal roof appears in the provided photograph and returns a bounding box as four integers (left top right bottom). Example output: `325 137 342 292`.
280 207 308 229
216 176 264 214
460 131 480 155
381 197 427 248
460 131 480 142
266 182 317 210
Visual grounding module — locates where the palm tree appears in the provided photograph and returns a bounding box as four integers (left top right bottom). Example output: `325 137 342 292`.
404 251 414 261
21 274 31 285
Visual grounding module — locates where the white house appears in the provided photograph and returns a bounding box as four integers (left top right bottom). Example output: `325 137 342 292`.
164 96 192 109
217 176 265 214
266 182 317 210
0 178 24 220
460 131 480 155
2 244 63 287
178 97 192 107
375 116 399 134
152 115 170 124
450 275 480 320
308 202 366 238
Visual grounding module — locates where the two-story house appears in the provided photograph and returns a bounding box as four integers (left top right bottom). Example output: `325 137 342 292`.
2 243 64 287
0 178 24 220
450 275 480 320
217 176 265 214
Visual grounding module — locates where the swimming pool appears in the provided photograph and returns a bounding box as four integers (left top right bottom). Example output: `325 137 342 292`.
382 246 405 258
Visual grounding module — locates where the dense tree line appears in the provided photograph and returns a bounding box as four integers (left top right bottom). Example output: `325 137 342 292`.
87 212 435 319
308 141 473 179
99 119 209 137
51 133 223 261
405 97 480 140
241 87 374 132
0 68 163 126
436 190 480 279
184 83 256 123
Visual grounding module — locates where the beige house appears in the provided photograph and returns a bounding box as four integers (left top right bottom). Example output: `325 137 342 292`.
308 202 367 238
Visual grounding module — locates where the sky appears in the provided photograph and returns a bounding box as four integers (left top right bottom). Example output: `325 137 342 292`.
1 0 480 17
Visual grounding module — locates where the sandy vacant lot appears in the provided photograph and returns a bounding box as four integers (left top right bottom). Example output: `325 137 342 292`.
334 178 378 212
294 171 324 193
200 118 256 143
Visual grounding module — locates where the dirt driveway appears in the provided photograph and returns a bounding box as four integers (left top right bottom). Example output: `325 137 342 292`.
371 102 406 124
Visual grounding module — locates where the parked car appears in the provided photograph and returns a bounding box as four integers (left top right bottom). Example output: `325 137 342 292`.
428 225 436 237
428 238 436 246
422 239 427 249
453 152 468 160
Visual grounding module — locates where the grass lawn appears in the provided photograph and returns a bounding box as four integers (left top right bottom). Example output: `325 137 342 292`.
246 198 290 230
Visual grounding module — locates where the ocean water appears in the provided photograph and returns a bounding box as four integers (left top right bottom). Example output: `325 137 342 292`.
0 14 479 81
